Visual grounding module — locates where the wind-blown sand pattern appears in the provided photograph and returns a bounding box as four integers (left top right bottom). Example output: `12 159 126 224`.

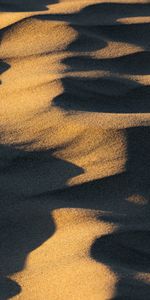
0 0 150 299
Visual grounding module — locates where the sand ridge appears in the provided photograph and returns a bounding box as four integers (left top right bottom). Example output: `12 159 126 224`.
0 0 150 299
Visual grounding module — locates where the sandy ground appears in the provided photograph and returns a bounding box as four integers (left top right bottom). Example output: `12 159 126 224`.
0 0 150 299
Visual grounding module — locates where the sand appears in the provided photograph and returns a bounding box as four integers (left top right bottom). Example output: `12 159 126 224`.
0 0 150 299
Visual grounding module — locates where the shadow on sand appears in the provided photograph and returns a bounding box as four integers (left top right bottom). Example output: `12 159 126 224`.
90 126 150 299
44 2 150 113
37 126 150 298
53 77 150 113
0 0 57 12
0 2 150 299
0 144 83 299
0 130 150 299
24 126 150 299
0 60 10 85
37 3 150 25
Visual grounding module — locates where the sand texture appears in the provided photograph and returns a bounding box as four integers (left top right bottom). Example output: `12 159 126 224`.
0 0 150 299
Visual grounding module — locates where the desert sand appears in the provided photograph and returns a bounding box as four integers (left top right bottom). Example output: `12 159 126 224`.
0 0 150 299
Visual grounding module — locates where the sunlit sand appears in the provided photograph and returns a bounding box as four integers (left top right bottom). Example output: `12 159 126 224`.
0 1 150 299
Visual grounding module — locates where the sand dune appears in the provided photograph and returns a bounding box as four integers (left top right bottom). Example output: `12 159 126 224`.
0 0 150 299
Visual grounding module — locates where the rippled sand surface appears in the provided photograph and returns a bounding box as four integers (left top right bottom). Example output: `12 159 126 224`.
0 0 150 299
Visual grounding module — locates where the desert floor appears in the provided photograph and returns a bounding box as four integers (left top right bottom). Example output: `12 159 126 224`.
0 0 150 299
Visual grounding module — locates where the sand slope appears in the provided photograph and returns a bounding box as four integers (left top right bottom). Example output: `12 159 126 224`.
0 0 150 299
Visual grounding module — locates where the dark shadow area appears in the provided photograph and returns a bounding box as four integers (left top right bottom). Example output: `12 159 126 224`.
0 144 83 299
0 277 21 300
0 131 150 299
0 60 10 75
35 2 150 54
40 126 150 213
53 77 150 113
111 277 150 300
47 3 150 114
91 231 150 299
0 60 10 85
36 4 150 275
0 0 57 12
89 126 150 299
110 277 150 300
63 51 150 75
37 3 150 25
96 22 150 50
91 230 150 273
31 126 150 298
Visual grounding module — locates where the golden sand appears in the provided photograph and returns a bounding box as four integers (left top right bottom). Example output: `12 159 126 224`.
0 0 150 299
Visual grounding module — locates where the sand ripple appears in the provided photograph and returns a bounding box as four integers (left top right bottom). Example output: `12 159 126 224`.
0 1 150 299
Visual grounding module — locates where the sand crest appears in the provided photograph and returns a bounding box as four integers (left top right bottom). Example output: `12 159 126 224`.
0 0 150 299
